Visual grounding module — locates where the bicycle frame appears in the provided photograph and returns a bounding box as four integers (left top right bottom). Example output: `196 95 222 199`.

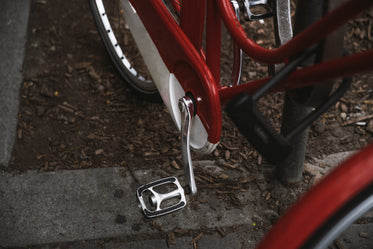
129 0 373 147
91 0 373 238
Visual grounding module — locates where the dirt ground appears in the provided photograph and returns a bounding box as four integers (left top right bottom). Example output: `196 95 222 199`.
3 0 373 245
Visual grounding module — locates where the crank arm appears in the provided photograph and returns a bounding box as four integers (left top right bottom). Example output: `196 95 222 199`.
136 96 198 218
179 96 198 195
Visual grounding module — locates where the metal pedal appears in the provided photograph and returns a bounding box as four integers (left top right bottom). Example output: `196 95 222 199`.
137 96 198 218
137 177 186 218
241 0 273 21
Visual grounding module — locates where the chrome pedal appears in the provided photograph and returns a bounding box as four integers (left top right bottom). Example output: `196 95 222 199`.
137 96 198 218
137 177 186 218
240 0 273 21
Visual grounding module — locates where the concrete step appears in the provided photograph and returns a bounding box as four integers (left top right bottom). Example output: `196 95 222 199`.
0 164 264 248
2 151 372 248
0 0 30 166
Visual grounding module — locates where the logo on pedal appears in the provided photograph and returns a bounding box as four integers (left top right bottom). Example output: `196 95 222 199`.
137 177 186 218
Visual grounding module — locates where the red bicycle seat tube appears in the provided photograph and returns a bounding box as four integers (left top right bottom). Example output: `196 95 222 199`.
180 0 205 52
206 0 222 85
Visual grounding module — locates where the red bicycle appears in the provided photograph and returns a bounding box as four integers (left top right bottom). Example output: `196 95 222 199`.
89 0 373 247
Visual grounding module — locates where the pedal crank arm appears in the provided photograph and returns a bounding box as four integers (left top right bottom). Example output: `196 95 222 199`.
136 96 198 218
179 96 197 195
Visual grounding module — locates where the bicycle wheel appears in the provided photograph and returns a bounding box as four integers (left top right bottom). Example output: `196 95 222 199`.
89 0 159 99
275 0 345 183
301 183 373 249
256 143 373 249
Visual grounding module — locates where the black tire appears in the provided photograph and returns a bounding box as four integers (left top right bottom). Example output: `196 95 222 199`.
301 183 373 249
89 0 160 100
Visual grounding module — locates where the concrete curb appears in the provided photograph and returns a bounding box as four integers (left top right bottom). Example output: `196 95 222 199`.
0 166 262 247
0 0 30 166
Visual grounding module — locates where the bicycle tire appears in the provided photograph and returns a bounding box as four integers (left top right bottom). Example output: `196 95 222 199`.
256 142 373 249
89 0 160 100
276 0 345 183
301 182 373 249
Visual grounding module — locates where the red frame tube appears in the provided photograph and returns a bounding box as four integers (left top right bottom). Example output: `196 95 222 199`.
217 0 373 64
170 0 181 13
219 50 373 104
130 0 222 144
206 0 222 84
180 0 205 50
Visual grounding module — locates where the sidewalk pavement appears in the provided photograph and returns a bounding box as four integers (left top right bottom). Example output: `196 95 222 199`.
0 163 264 248
1 154 372 248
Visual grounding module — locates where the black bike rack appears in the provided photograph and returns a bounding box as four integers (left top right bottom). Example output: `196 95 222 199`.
226 48 351 164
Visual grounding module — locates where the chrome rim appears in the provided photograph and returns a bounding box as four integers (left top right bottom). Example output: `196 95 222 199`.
95 0 156 92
